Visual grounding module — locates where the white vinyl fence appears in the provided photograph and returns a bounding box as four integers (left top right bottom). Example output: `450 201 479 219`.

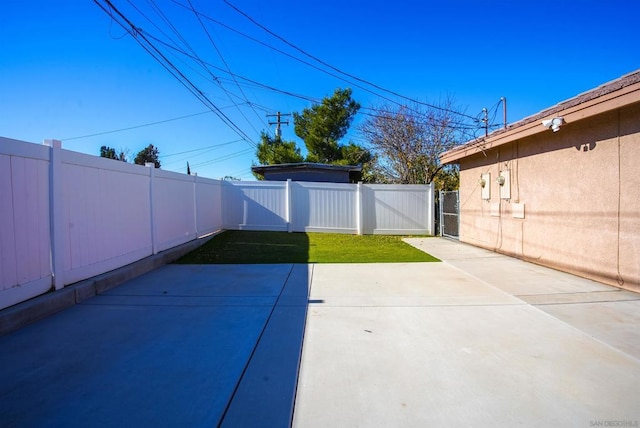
224 180 434 235
0 138 223 310
1 137 433 310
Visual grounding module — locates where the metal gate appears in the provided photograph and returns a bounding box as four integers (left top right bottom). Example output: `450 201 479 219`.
439 190 459 239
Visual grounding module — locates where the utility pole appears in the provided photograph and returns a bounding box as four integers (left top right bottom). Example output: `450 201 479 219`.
481 108 489 137
501 97 507 129
267 112 291 139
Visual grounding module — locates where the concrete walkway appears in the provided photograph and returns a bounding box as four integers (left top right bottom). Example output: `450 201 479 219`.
405 238 640 359
1 238 639 427
292 239 640 427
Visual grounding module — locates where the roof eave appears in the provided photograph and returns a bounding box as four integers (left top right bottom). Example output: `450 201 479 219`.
441 78 640 164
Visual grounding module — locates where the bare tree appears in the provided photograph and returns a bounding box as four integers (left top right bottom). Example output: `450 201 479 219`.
359 98 462 186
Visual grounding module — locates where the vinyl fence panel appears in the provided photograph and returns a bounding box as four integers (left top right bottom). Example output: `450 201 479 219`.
291 181 358 233
223 180 434 236
153 169 197 253
223 181 288 231
0 138 228 310
0 138 52 310
61 150 152 285
195 176 223 237
363 184 433 235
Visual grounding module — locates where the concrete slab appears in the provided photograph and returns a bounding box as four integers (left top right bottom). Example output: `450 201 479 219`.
0 235 216 336
0 263 309 427
3 237 639 427
220 264 312 428
309 263 523 306
403 237 640 362
404 238 615 295
293 262 640 427
450 258 614 295
403 237 505 260
0 302 270 427
537 300 640 360
86 294 277 307
101 264 293 297
519 290 640 305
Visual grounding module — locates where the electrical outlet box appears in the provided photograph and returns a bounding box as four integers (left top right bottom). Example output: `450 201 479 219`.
512 202 525 219
499 170 511 200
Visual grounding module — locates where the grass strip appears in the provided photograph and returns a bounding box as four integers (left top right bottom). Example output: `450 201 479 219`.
176 230 439 264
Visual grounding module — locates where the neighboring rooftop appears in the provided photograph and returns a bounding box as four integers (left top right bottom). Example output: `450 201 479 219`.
251 162 363 183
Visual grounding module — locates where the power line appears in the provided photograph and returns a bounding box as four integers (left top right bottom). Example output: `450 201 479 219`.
161 139 244 158
190 147 254 168
94 1 487 170
100 0 314 153
144 31 321 105
130 0 268 139
172 0 472 124
62 110 212 141
161 139 245 168
93 0 257 148
223 0 477 121
359 107 478 131
94 1 302 171
167 0 476 134
184 0 268 134
61 101 256 141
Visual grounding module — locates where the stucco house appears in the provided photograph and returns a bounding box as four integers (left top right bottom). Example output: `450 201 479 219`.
440 70 640 292
251 162 362 183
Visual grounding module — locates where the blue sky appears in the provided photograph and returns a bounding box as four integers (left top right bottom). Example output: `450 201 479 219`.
2 0 639 180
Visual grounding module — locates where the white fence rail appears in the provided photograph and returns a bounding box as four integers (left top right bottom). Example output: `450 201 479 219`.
0 138 433 310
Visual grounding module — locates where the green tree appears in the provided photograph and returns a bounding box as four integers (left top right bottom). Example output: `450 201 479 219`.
255 132 304 165
336 142 378 183
255 88 375 181
100 146 117 160
134 144 161 168
433 164 460 191
100 145 128 162
293 88 361 163
253 132 304 179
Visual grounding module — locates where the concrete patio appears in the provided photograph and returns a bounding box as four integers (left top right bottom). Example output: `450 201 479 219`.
1 238 639 427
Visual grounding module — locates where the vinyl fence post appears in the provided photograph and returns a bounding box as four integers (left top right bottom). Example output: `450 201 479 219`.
356 181 363 235
286 179 293 233
193 173 198 239
429 182 435 236
439 190 444 237
44 139 64 290
146 163 157 254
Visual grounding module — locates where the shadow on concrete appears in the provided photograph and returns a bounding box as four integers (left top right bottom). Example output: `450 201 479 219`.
0 260 311 427
218 263 311 427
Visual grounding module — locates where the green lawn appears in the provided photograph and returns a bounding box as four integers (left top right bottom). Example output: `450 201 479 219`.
176 230 440 264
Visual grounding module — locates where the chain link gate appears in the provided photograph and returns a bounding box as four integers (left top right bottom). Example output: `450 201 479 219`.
439 190 459 239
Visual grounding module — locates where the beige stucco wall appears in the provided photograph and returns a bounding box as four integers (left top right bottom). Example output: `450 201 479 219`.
458 102 640 291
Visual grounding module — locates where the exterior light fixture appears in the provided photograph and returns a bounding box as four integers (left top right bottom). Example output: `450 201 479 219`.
480 173 491 200
541 117 565 132
496 175 506 186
